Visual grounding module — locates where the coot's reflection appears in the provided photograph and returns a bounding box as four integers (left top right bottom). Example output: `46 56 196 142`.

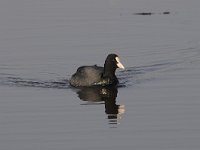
77 86 125 125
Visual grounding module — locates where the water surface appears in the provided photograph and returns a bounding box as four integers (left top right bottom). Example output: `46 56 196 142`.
1 0 200 150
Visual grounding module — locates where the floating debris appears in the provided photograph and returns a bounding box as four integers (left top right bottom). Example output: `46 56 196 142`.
133 12 154 16
163 11 170 15
133 11 170 16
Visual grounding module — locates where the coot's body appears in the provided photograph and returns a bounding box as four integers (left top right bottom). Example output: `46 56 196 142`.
69 54 124 87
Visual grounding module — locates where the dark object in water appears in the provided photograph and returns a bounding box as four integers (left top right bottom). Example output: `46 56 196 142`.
163 11 170 15
133 12 154 16
133 11 171 16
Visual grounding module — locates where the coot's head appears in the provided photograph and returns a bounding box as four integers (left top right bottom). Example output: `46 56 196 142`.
104 54 125 71
102 54 125 84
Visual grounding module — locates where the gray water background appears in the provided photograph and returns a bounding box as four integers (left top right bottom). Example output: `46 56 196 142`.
1 0 200 149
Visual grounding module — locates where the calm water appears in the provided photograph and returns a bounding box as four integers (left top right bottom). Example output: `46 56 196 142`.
1 0 200 150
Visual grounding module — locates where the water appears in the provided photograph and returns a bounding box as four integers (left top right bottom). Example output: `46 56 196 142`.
1 0 200 149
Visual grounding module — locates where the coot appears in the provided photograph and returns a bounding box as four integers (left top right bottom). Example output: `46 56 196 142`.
69 54 125 87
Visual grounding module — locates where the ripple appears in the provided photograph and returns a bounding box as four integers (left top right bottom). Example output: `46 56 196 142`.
117 61 180 87
0 76 69 89
0 61 181 89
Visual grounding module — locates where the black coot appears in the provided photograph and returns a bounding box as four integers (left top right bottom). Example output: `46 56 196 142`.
69 54 125 87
